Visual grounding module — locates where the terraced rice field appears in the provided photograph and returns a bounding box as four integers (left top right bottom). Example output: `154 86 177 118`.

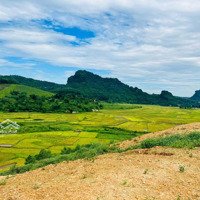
0 104 200 170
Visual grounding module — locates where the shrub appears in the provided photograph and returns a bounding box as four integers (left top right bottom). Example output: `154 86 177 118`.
35 149 52 161
140 132 200 149
61 147 73 155
179 165 185 173
25 155 36 164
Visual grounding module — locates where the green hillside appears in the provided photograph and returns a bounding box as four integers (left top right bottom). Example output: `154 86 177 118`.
67 70 199 107
191 90 200 102
0 84 54 98
0 75 66 92
1 72 199 108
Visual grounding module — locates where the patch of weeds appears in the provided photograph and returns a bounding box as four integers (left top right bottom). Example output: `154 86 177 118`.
33 183 41 190
143 169 148 174
139 132 200 149
179 165 185 173
177 195 181 200
0 177 8 186
121 180 128 186
81 174 87 179
189 153 193 158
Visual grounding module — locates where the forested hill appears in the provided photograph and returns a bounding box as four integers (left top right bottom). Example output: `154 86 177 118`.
191 90 200 102
0 71 199 107
68 70 151 103
67 70 199 107
0 75 66 92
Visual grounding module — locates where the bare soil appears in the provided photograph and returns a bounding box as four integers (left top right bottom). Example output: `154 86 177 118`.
0 123 200 200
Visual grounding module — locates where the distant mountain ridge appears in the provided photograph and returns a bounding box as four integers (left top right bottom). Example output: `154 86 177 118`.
0 71 199 107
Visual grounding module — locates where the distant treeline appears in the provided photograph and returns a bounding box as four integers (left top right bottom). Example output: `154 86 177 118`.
0 91 102 113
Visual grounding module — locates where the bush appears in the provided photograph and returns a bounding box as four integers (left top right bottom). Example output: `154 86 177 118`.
61 147 73 155
179 165 185 173
25 149 52 166
35 149 52 160
25 155 36 164
140 132 200 149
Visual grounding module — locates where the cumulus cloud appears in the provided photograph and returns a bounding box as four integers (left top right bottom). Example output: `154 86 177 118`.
0 0 200 96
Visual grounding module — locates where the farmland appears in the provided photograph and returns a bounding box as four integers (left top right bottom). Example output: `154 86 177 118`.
0 104 200 170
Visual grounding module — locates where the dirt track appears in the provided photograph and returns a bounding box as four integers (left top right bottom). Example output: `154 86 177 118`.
0 123 200 200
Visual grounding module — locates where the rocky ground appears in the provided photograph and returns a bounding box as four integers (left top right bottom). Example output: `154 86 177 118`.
0 123 200 200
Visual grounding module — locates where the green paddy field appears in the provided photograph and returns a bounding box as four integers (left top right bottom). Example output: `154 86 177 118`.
0 103 200 170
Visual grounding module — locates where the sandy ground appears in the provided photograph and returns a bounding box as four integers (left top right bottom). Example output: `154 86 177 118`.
0 123 200 200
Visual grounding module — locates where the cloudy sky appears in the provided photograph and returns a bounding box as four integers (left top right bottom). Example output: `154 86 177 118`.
0 0 200 96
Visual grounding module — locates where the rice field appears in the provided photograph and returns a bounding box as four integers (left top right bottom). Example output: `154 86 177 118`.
0 104 200 170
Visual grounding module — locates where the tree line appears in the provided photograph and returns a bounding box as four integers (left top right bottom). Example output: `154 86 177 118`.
0 91 102 113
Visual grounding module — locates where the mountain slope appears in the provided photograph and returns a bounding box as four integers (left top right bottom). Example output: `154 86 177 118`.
67 70 153 103
1 71 199 107
0 84 54 98
191 90 200 102
0 75 66 92
67 70 199 107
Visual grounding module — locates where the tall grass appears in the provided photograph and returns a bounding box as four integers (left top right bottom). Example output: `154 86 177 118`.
139 132 200 149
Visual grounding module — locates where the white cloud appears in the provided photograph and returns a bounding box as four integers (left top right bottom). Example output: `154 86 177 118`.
0 0 200 96
0 28 76 43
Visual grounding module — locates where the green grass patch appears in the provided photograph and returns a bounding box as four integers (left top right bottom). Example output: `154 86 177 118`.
0 84 53 98
139 132 200 149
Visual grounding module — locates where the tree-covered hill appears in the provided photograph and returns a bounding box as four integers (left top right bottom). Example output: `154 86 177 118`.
191 90 200 102
0 75 66 92
67 70 199 107
1 71 199 108
68 70 152 103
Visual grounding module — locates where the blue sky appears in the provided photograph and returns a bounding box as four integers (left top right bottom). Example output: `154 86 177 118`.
0 1 200 96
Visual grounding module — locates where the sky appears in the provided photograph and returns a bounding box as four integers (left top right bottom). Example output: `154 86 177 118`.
0 0 200 97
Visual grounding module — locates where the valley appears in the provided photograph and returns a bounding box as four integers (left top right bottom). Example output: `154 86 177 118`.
1 1 200 199
1 104 200 172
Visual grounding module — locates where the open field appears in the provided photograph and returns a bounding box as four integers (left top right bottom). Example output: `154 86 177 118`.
0 84 53 98
0 104 200 169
